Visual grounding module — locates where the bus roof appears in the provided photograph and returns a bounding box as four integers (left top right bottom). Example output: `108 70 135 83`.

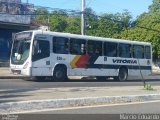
22 30 151 46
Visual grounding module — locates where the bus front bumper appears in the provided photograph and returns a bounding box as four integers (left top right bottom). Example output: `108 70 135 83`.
10 67 31 77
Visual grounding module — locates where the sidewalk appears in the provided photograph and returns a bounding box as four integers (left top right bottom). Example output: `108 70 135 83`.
0 67 24 79
1 86 160 102
0 67 160 113
0 86 160 113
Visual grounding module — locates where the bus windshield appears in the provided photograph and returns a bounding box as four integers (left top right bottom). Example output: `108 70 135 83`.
11 32 32 64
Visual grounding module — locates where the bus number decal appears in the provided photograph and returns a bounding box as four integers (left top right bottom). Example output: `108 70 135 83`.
57 56 65 61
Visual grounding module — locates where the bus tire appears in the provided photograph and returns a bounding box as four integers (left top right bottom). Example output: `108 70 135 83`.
116 68 128 81
53 66 68 81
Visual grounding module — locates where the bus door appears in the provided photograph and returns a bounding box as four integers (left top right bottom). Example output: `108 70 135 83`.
31 38 51 76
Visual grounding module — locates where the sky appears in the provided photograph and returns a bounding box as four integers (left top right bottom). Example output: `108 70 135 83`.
22 0 153 19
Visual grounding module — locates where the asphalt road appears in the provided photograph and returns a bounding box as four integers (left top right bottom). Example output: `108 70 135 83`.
0 78 160 90
36 100 160 114
16 101 160 120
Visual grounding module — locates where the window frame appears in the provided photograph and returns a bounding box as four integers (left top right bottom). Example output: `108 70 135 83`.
133 45 144 59
145 46 151 59
87 40 102 56
32 39 50 62
52 36 69 54
118 43 132 58
103 42 118 57
70 38 86 55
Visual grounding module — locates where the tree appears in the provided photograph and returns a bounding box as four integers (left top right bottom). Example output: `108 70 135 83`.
34 1 160 60
95 10 132 38
149 0 160 12
49 10 68 32
35 8 49 24
119 6 160 59
85 8 99 36
65 16 81 34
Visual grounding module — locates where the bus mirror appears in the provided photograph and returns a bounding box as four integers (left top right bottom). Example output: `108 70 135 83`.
15 53 18 57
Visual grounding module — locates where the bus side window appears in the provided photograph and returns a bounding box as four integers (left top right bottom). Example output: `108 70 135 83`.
133 45 144 59
145 46 151 59
104 42 117 57
70 38 86 55
53 37 69 54
119 43 132 58
32 40 50 62
87 40 102 56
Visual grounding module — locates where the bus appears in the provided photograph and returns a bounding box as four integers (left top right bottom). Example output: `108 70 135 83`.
10 30 152 81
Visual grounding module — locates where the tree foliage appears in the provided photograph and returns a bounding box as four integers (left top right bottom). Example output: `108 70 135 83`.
119 0 160 59
35 0 160 59
148 0 160 12
49 10 68 32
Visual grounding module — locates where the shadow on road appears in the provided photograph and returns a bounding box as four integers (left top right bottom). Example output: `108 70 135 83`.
25 77 160 83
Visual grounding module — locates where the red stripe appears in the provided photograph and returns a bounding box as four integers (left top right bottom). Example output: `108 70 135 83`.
75 55 91 68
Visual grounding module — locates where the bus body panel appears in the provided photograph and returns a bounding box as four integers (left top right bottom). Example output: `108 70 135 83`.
10 30 152 80
10 58 32 76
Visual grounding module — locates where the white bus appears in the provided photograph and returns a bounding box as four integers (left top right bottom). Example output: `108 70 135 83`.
10 30 152 81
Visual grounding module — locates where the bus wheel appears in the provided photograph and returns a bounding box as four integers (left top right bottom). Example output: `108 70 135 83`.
53 66 67 81
116 68 128 81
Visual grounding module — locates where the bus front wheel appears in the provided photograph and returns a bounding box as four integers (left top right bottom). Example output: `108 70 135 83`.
115 68 128 81
53 66 68 81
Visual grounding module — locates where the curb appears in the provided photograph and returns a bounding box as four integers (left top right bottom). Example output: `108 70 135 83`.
0 94 159 114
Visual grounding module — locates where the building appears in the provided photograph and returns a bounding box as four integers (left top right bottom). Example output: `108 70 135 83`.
0 0 35 60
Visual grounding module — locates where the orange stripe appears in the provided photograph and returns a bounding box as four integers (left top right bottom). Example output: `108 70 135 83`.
70 55 81 68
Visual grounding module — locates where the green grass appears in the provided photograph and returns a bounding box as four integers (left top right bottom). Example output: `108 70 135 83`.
144 84 154 91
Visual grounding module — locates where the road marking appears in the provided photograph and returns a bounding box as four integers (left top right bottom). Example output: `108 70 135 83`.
12 100 160 114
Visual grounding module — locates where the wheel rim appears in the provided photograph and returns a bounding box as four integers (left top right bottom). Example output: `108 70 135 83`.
55 70 64 79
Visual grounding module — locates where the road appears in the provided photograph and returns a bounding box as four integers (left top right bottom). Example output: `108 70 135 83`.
1 78 160 120
35 100 160 114
16 101 160 120
0 78 160 90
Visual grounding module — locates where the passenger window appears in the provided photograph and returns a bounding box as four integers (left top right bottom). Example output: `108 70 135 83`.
32 40 50 62
53 37 69 54
119 43 132 58
87 40 102 55
104 42 117 57
133 45 144 59
145 46 151 59
70 38 86 55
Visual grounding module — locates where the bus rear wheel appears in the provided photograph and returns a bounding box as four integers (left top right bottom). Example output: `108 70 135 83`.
53 66 68 81
115 68 128 81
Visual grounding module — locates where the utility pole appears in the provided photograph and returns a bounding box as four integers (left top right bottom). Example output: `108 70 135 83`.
81 0 85 35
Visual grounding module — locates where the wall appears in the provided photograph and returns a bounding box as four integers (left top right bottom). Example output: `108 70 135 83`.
0 29 19 60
